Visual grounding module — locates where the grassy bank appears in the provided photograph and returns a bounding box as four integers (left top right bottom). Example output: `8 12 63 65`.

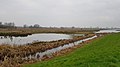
24 33 120 67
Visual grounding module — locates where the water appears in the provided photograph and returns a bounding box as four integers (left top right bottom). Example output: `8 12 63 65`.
95 30 120 33
0 33 84 45
23 35 97 60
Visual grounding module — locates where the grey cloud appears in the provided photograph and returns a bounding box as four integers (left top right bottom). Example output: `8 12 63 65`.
0 0 120 27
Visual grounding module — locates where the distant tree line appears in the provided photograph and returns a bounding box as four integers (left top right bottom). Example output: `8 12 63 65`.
23 24 40 28
0 21 41 28
0 22 15 28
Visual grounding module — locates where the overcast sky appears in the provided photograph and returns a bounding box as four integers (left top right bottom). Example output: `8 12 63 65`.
0 0 120 27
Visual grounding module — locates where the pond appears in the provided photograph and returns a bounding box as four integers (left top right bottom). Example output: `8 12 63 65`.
0 33 84 45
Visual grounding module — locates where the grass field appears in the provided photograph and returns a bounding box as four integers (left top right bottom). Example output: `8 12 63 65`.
23 33 120 67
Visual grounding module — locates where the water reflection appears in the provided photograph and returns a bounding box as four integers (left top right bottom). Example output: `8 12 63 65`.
0 33 84 45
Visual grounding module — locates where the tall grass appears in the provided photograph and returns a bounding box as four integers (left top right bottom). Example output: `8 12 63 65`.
0 28 97 36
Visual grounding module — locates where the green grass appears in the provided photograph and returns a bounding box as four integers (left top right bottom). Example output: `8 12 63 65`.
23 33 120 67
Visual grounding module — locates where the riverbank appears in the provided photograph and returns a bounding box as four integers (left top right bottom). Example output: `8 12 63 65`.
23 33 120 67
0 34 96 67
21 34 98 66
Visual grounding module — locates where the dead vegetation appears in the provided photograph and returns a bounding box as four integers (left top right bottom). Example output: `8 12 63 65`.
0 27 99 36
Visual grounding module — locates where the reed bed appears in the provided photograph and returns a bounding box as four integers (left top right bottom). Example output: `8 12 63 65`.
0 28 98 36
0 32 32 37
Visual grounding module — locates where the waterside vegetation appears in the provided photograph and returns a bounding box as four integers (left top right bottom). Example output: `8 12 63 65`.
0 34 95 67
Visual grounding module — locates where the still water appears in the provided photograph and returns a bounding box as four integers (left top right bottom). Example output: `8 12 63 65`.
0 33 84 45
0 33 71 45
95 30 120 33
